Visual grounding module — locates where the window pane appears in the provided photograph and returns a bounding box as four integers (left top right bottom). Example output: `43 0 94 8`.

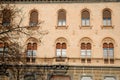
62 49 66 57
107 19 111 26
109 48 114 58
104 77 116 80
27 50 32 57
86 19 90 26
32 50 36 57
82 19 86 26
81 76 92 80
103 48 108 58
81 50 86 58
86 50 91 58
103 19 107 26
56 49 61 57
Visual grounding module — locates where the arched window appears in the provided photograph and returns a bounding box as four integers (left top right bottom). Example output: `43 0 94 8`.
27 42 37 63
81 10 90 26
102 37 114 64
81 43 91 58
103 9 111 26
56 43 66 57
29 10 38 26
103 43 114 58
26 37 38 63
58 9 66 26
2 9 11 26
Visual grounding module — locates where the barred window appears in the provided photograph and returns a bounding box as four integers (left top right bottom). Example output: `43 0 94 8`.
29 10 38 26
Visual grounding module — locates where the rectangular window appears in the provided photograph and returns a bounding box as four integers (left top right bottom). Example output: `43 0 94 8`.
81 76 92 80
104 76 116 80
103 19 107 26
82 19 86 26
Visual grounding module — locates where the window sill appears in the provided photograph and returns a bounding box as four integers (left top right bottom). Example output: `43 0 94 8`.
55 25 68 29
27 26 40 30
79 25 92 29
101 25 114 29
55 57 67 62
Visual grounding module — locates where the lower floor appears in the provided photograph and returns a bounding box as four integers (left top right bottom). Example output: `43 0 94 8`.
0 65 120 80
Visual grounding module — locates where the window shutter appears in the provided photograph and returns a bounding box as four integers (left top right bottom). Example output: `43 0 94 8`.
58 9 66 20
30 10 38 24
56 43 61 49
86 43 91 49
81 43 85 49
109 43 114 48
27 43 32 50
103 43 108 48
62 43 66 49
2 9 11 24
103 9 111 19
33 43 37 50
0 43 3 48
82 10 90 19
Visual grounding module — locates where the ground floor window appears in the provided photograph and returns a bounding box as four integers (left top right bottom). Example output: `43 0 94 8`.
81 76 92 80
50 75 70 80
104 76 116 80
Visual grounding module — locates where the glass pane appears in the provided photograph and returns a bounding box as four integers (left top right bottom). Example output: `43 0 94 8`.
86 19 90 26
32 50 36 57
62 49 66 57
109 48 114 58
103 19 107 26
104 77 116 80
58 20 62 26
81 50 86 58
56 49 61 57
103 48 108 58
82 19 86 26
62 20 66 26
81 76 92 80
27 50 32 57
107 19 111 26
86 50 91 58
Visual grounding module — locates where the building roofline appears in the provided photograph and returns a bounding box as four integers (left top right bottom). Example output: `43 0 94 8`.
1 0 120 4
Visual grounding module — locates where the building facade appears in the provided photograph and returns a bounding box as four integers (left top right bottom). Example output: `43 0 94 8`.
0 0 120 80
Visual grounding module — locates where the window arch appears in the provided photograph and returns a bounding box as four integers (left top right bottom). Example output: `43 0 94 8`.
2 9 11 26
80 37 92 63
55 37 67 57
103 8 112 26
81 9 90 26
102 37 114 64
58 9 66 26
29 10 38 26
26 37 38 63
